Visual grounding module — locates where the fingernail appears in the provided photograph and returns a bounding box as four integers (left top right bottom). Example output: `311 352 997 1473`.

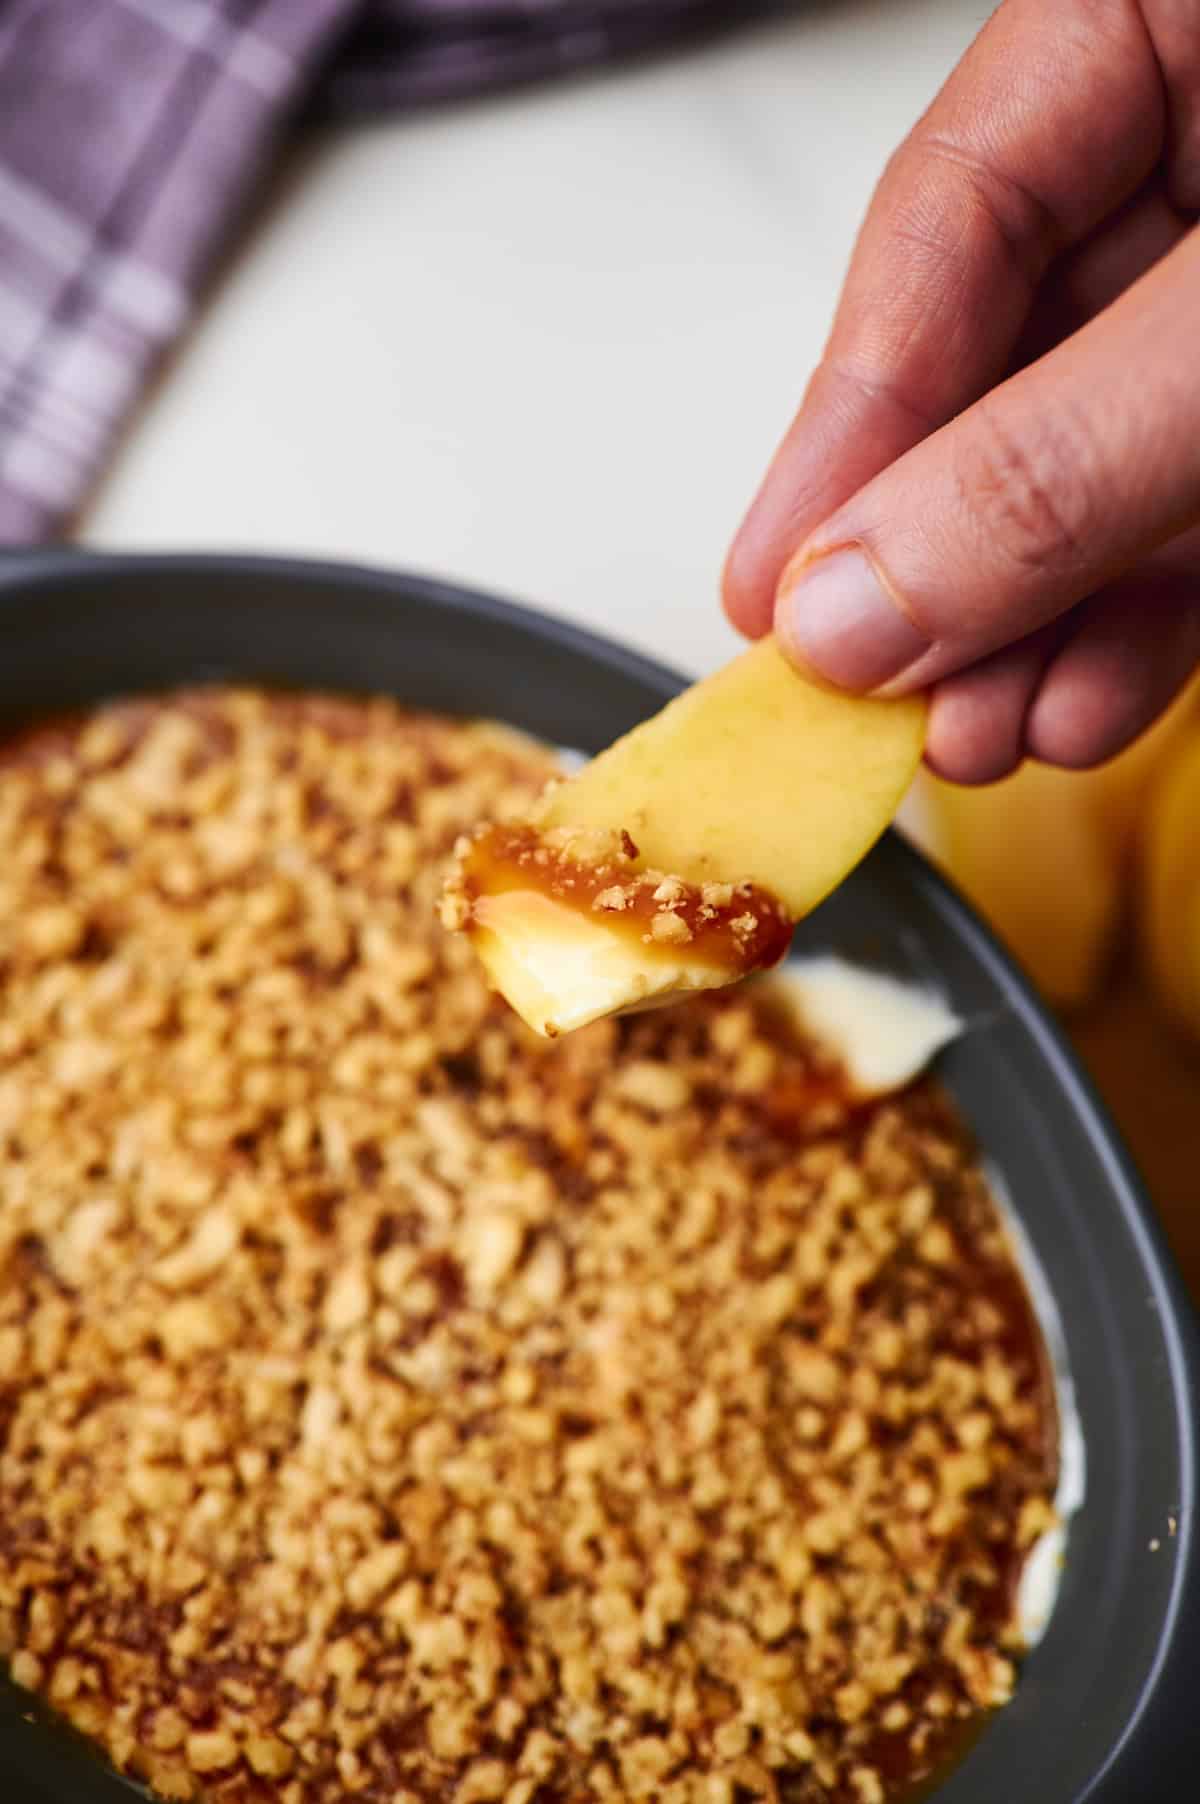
776 546 929 690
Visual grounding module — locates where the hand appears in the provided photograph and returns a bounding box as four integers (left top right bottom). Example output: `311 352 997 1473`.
723 0 1200 783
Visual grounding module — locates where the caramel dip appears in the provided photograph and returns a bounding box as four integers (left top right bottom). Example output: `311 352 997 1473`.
443 821 793 1038
0 690 1058 1804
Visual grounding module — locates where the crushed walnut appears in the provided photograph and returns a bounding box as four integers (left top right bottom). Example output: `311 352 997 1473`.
0 690 1057 1804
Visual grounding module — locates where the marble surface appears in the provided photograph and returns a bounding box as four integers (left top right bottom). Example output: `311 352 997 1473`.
82 0 980 678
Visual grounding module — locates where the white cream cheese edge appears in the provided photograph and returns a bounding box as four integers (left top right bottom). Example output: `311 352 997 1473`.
553 746 1082 1648
771 955 1084 1651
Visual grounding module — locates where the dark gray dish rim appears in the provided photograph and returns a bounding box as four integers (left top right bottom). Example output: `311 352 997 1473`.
0 547 1196 1804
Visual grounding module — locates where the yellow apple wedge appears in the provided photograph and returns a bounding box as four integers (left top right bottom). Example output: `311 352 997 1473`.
1139 734 1200 1041
450 636 926 1037
900 764 1122 1012
1089 672 1200 866
897 682 1200 1016
535 636 926 919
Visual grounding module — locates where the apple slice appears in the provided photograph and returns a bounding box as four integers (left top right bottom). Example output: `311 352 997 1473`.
536 636 926 919
1090 671 1200 865
445 636 926 1036
1139 734 1200 1040
900 763 1123 1013
897 675 1200 1016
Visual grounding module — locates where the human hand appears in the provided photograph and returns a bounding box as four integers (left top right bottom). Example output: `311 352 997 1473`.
723 0 1200 783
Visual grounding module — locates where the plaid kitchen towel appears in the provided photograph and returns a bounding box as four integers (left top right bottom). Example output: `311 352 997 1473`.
0 0 757 545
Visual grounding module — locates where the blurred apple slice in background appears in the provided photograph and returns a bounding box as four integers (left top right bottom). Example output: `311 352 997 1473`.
900 673 1200 1016
900 764 1122 1012
1140 734 1200 1040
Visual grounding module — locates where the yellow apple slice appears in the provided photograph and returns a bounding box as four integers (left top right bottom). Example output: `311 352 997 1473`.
446 637 926 1036
1090 671 1200 865
898 678 1200 1016
536 636 926 918
900 763 1121 1012
462 885 746 1037
1139 734 1200 1040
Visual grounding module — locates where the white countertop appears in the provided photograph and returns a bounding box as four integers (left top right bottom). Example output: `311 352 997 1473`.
83 0 978 679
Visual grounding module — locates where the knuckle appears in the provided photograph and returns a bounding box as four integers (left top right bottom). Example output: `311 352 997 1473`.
893 131 1061 292
1025 681 1122 770
954 398 1102 578
820 353 940 441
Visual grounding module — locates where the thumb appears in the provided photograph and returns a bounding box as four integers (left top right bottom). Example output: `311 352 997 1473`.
773 227 1200 695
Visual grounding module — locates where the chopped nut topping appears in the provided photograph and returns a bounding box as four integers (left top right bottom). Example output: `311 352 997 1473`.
0 690 1056 1804
593 885 630 912
445 820 792 984
649 907 693 945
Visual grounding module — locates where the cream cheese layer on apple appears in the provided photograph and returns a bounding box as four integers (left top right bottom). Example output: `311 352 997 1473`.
441 637 925 1038
442 822 792 1037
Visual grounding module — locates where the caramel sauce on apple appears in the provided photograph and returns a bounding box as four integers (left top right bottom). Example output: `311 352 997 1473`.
454 820 794 978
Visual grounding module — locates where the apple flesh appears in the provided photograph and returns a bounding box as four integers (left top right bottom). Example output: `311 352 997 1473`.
1140 735 1200 1040
463 885 746 1038
899 673 1200 1016
535 636 926 921
453 637 926 1036
901 763 1123 1012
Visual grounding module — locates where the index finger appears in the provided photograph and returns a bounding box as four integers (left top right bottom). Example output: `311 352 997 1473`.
723 0 1164 637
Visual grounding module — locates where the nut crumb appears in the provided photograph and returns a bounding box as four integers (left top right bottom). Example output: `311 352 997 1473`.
0 690 1056 1804
649 908 692 945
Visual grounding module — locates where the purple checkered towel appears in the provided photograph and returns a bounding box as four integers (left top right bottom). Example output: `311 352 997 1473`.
0 0 755 545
